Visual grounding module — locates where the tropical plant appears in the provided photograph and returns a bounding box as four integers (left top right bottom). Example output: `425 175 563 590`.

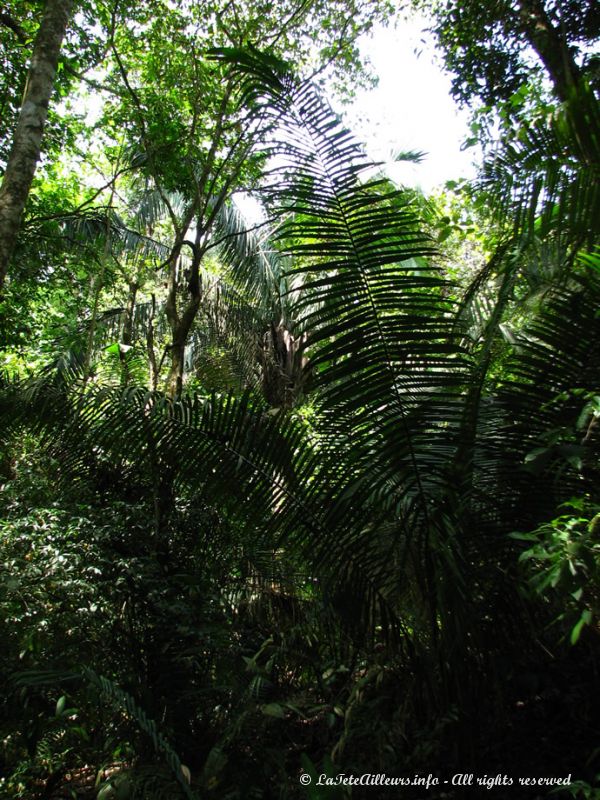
1 32 600 800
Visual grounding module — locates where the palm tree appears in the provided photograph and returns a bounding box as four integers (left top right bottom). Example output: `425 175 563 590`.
2 45 599 785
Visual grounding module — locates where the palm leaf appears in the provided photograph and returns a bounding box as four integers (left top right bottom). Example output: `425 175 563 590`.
207 49 480 656
479 83 600 251
495 270 600 516
219 47 468 485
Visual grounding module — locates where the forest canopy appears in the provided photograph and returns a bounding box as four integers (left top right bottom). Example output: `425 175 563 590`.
0 0 599 798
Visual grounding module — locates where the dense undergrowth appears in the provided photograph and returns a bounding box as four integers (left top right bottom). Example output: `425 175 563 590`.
1 438 599 800
1 7 599 799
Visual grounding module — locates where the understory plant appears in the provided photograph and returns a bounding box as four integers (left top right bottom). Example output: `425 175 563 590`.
0 44 599 800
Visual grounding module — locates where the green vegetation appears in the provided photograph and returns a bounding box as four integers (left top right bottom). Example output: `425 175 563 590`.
0 1 598 797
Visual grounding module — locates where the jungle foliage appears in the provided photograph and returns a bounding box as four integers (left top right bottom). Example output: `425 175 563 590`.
0 0 599 798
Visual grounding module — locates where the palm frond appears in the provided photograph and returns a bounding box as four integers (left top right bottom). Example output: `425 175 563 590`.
217 47 469 494
486 270 600 531
210 202 286 313
205 48 483 656
479 84 600 251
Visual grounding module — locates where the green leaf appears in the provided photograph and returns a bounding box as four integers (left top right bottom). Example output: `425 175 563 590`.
570 609 592 645
56 695 66 716
262 702 285 718
97 783 115 800
509 532 540 542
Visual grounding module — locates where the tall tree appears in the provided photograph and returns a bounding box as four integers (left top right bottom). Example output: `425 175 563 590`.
417 0 599 108
97 0 392 397
416 0 599 163
0 0 73 296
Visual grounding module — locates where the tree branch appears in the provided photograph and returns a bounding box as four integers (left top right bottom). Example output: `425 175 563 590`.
0 12 28 43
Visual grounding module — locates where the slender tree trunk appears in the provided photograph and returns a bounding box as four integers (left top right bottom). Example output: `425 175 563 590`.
83 184 117 382
121 280 138 347
0 0 74 295
164 238 202 399
146 294 160 391
119 279 138 385
83 269 104 380
165 297 201 398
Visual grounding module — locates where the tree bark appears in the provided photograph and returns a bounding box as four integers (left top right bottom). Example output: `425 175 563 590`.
121 280 138 347
516 0 599 165
0 0 74 295
146 294 161 391
165 292 201 399
120 279 138 385
516 0 583 104
164 239 202 399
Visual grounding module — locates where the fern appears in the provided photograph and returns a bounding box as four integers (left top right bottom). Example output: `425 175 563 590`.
82 668 196 799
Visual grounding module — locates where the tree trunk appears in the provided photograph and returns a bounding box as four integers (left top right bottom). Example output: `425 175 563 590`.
146 294 160 391
121 280 138 347
120 279 138 385
516 0 582 104
164 240 202 399
516 0 598 166
0 0 73 295
165 296 201 398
